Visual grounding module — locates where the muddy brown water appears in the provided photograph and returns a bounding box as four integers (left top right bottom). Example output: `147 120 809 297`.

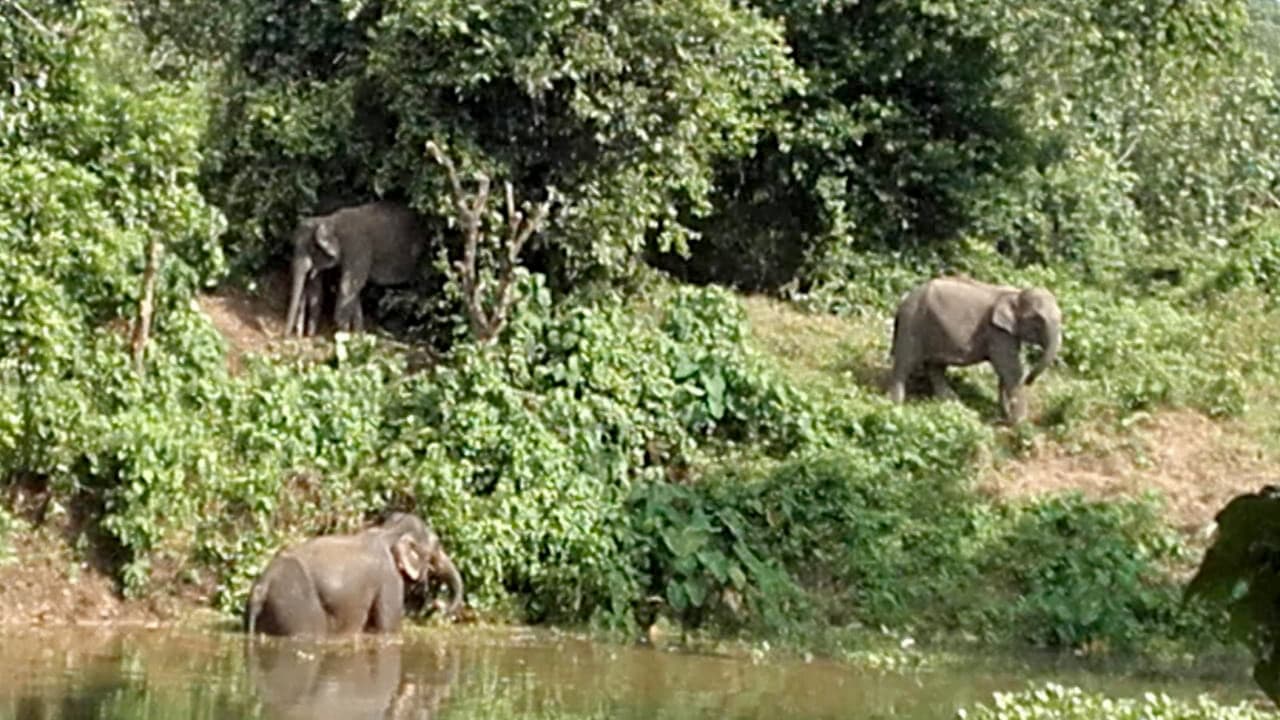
0 625 1256 719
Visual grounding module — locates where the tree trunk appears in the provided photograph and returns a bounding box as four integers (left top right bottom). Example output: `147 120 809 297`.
131 237 163 377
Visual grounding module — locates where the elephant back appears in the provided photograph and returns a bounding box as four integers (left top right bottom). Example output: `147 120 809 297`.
363 202 427 285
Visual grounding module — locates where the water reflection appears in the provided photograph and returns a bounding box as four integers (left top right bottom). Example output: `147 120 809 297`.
0 626 1257 720
247 640 459 719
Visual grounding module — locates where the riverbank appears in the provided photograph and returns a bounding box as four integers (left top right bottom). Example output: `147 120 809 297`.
0 303 1270 642
0 620 1266 719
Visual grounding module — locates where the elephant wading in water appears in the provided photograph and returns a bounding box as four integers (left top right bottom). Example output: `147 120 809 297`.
889 276 1062 423
244 513 464 637
283 200 427 336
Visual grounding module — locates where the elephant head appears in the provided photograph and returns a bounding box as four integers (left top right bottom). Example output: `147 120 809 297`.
991 287 1061 386
284 218 340 337
376 513 465 617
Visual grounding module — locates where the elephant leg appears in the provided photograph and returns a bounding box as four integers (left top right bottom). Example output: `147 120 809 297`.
351 298 365 334
888 349 913 404
888 379 905 403
334 270 366 332
925 364 958 400
303 272 323 336
368 576 405 633
989 340 1027 423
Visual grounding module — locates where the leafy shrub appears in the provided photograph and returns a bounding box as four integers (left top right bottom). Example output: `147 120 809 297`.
960 683 1270 720
971 494 1195 651
1060 285 1252 418
1203 217 1280 296
151 283 845 622
1184 485 1280 703
627 476 805 632
743 408 992 626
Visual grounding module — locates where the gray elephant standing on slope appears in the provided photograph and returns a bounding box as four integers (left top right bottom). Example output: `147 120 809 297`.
889 276 1062 423
284 200 427 336
244 512 464 637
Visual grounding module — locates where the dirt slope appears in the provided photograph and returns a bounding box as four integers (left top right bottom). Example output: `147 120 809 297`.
983 410 1275 534
195 269 295 372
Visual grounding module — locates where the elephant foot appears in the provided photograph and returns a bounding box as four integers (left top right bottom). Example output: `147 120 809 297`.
1001 397 1028 425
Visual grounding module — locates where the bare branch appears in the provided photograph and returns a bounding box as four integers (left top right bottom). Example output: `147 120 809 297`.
426 141 556 345
486 191 555 341
4 1 56 37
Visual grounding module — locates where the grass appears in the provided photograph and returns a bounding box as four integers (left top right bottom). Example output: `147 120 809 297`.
741 285 1280 537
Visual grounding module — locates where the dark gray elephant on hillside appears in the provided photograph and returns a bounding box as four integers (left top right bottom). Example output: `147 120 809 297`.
284 200 427 336
888 276 1062 423
244 512 464 637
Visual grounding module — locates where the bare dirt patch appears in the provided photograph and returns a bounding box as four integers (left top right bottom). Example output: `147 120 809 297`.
984 410 1276 534
195 269 295 373
0 527 196 628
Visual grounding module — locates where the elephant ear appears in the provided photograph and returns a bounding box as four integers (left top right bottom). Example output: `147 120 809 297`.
392 534 423 582
990 292 1019 334
313 220 341 261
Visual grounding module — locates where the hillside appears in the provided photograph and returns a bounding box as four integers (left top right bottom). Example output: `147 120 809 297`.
741 295 1279 534
198 283 1280 538
4 285 1273 629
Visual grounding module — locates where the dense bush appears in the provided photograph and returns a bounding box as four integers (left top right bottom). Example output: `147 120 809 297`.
1184 485 1280 703
661 0 1029 291
970 495 1197 651
201 0 800 283
63 281 838 615
0 2 226 489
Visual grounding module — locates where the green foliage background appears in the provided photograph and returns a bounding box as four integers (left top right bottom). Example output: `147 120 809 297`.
3 0 1280 662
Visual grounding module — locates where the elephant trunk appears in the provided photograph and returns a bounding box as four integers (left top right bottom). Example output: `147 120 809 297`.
435 550 464 617
1024 320 1061 386
284 253 312 337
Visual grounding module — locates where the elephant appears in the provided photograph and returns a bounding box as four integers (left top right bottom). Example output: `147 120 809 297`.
888 276 1062 423
244 512 464 637
283 200 427 336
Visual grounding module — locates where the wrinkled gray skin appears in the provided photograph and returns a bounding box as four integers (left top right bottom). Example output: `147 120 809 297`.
244 513 464 637
284 201 426 336
889 276 1062 423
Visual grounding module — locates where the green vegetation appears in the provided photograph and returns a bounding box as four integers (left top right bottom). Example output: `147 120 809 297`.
0 505 18 565
4 0 1280 686
1185 485 1280 703
961 684 1270 720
